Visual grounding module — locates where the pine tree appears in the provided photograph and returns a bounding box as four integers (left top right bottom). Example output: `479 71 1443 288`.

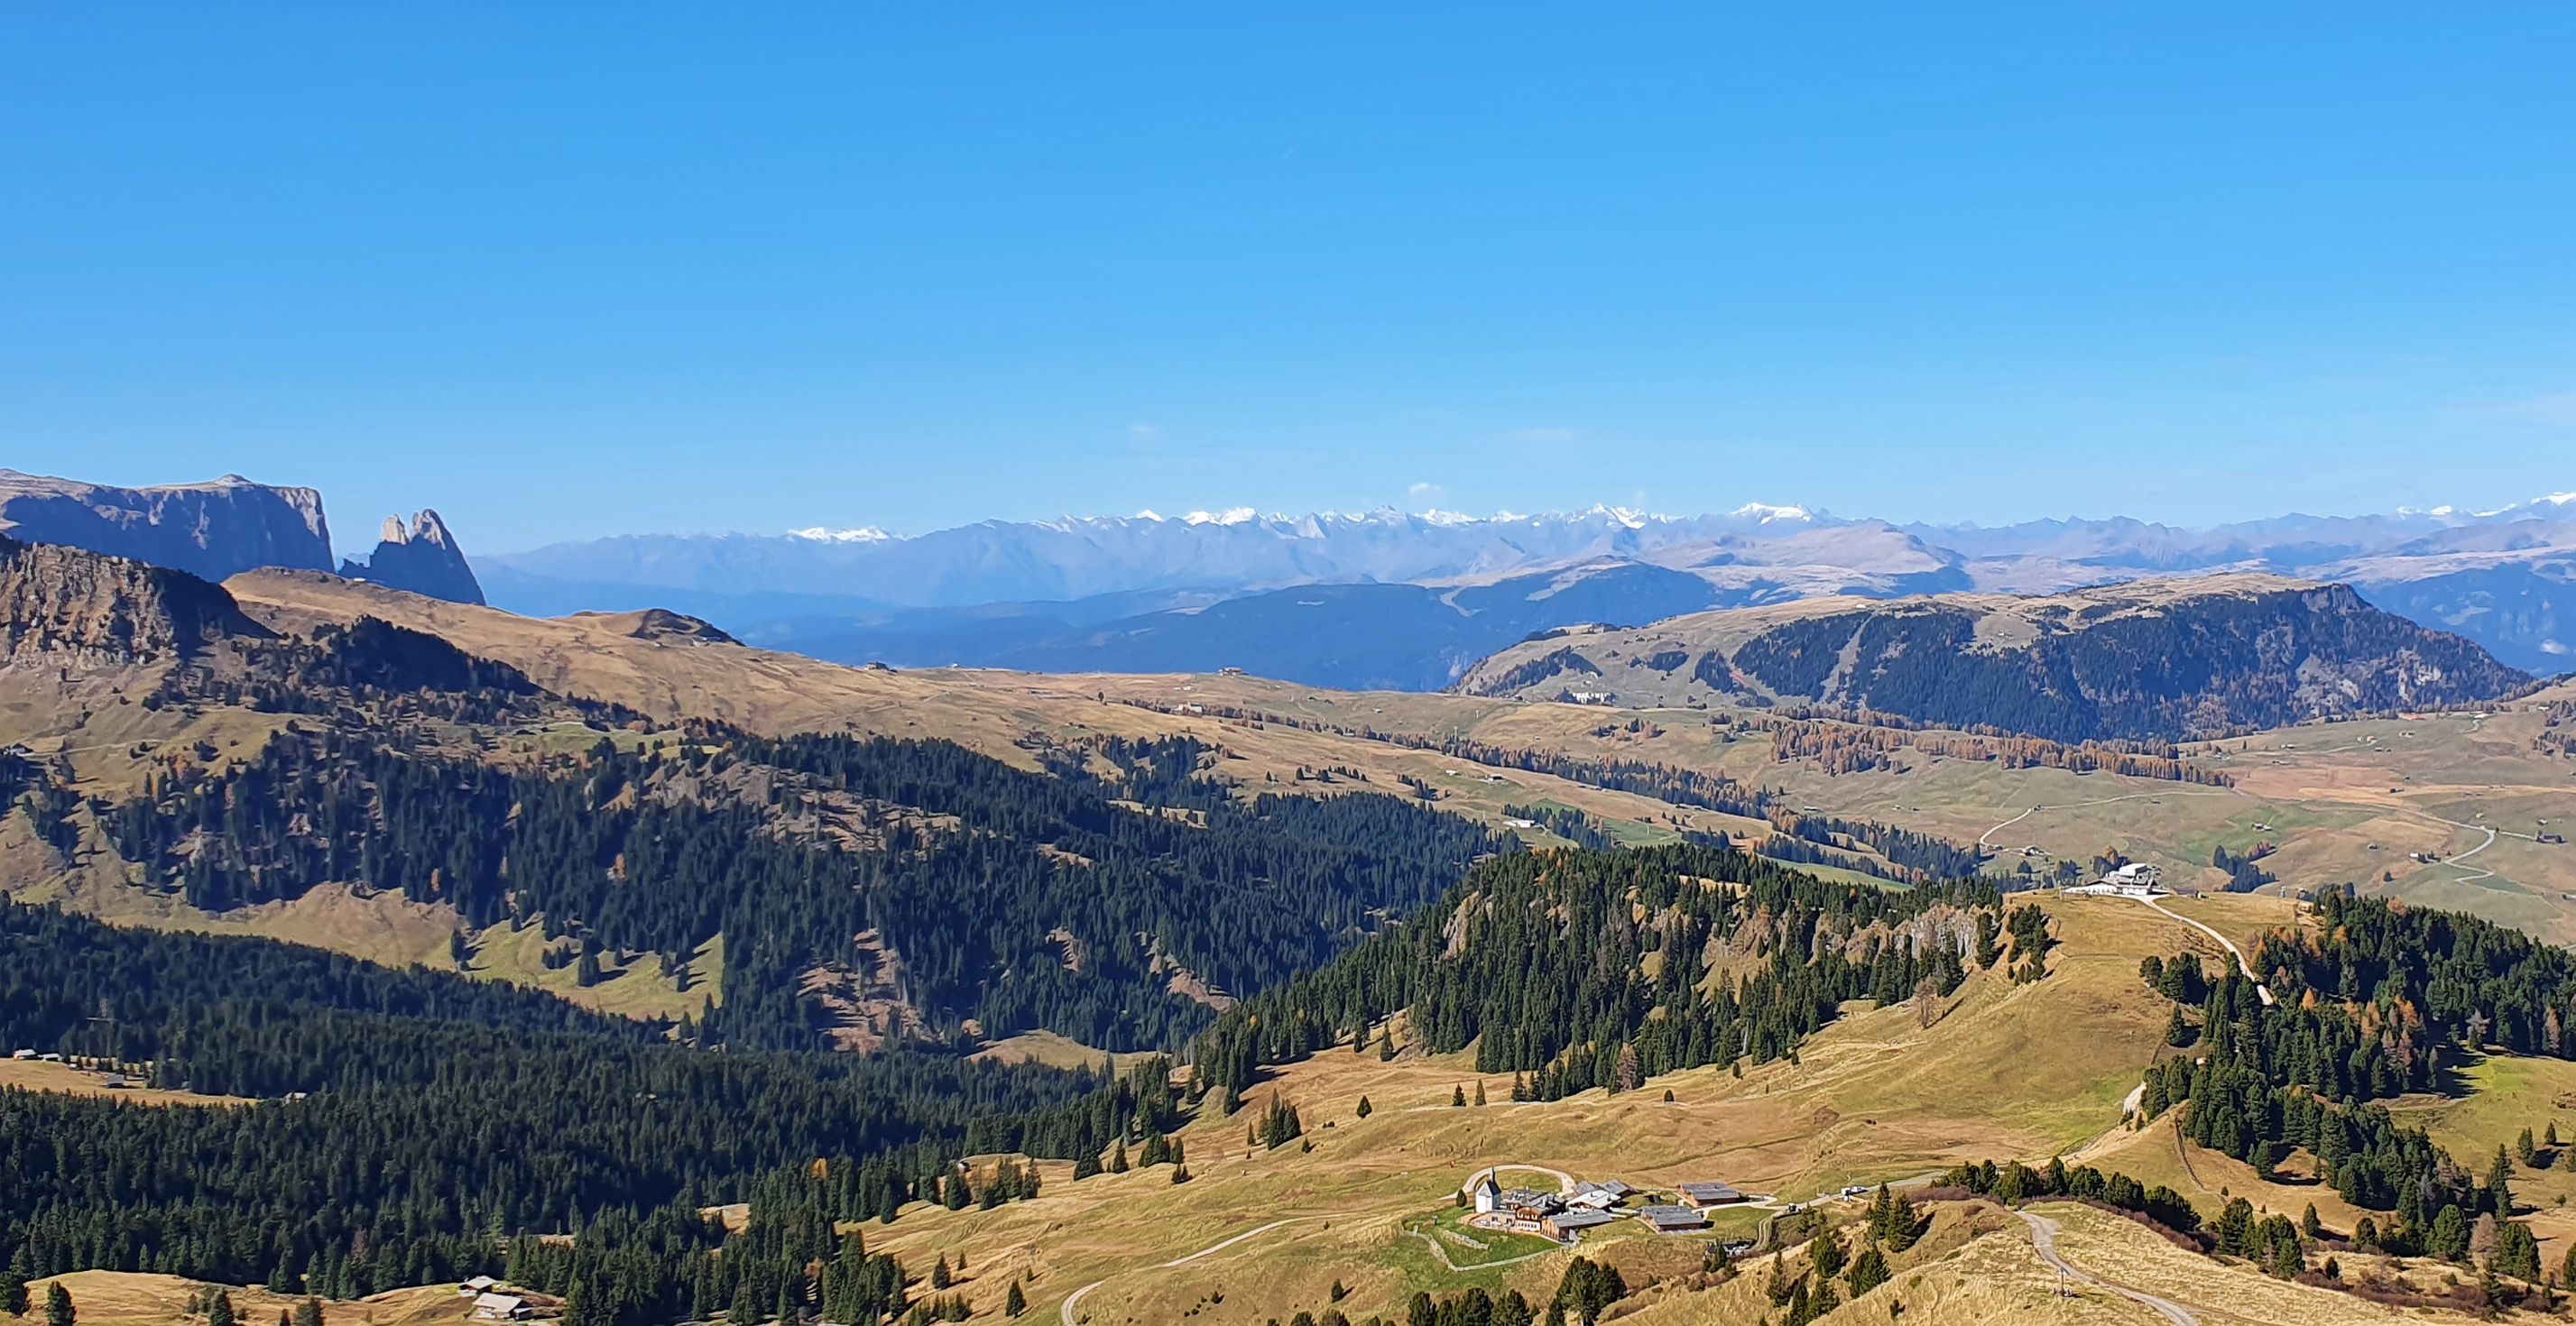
44 1284 72 1326
1473 1081 1487 1107
1452 1084 1466 1108
206 1293 235 1326
0 1273 26 1318
1109 1138 1130 1174
1809 1228 1847 1279
1005 1283 1026 1318
1844 1245 1889 1298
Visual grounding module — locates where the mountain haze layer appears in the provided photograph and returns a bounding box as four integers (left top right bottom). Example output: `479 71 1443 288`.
484 495 2576 681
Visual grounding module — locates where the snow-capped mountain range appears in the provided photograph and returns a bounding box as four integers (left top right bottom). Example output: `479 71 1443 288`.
476 494 2576 681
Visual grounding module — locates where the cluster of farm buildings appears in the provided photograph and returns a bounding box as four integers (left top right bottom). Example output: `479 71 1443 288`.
1463 1170 1754 1243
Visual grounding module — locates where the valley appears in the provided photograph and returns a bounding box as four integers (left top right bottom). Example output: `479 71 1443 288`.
4 541 2575 1326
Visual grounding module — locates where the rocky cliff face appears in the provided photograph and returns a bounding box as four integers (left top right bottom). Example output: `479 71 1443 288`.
339 510 485 604
0 536 266 668
0 471 334 582
1455 575 2535 742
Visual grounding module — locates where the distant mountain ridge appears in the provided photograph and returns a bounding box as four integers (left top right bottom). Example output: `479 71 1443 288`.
483 493 2576 680
1455 574 2534 742
0 470 485 605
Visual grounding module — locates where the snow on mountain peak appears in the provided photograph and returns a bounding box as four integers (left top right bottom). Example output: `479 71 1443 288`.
1730 502 1814 524
1184 507 1259 526
789 526 892 543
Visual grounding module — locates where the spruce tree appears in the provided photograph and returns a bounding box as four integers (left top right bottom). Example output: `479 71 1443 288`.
44 1285 72 1326
0 1273 25 1319
1844 1245 1889 1298
1005 1283 1026 1318
207 1294 236 1326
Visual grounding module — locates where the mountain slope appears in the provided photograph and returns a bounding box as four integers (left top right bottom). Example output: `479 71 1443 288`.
1456 574 2532 741
0 535 271 666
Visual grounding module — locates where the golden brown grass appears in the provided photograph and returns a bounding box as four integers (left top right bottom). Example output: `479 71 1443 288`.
851 894 2277 1326
0 1059 250 1107
17 1272 472 1326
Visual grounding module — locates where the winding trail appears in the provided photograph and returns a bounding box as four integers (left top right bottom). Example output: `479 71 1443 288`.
1161 1217 1316 1266
1975 789 2239 851
1062 1215 1342 1326
2396 808 2525 883
2017 1209 2198 1325
2138 896 2272 1005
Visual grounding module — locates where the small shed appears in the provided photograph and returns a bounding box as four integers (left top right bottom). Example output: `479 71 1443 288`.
474 1294 531 1321
1542 1209 1615 1240
1636 1204 1708 1232
459 1276 501 1295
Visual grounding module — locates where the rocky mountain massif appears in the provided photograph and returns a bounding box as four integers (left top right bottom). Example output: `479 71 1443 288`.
0 469 333 582
482 495 2576 682
1455 574 2534 742
338 509 485 604
0 469 484 604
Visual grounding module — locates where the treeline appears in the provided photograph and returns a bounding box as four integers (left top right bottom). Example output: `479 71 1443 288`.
0 898 1232 1326
1111 695 1767 818
1110 695 1995 884
1193 843 1996 1108
1747 713 2231 786
1774 811 1984 880
193 613 638 731
93 726 1502 1052
2211 843 2276 893
1502 803 1620 852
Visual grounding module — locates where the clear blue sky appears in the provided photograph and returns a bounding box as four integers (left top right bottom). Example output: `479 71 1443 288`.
5 5 2571 554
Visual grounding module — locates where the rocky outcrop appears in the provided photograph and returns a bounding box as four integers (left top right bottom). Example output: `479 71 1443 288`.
340 510 485 605
1456 575 2535 741
0 535 267 668
0 471 333 582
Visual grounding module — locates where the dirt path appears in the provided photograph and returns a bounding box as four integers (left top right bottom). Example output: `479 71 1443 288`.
1976 789 2239 850
2017 1209 2198 1326
1161 1217 1316 1266
2138 897 2272 1006
1062 1214 1343 1324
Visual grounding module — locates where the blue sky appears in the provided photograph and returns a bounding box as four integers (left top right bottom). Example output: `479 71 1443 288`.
4 5 2571 553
